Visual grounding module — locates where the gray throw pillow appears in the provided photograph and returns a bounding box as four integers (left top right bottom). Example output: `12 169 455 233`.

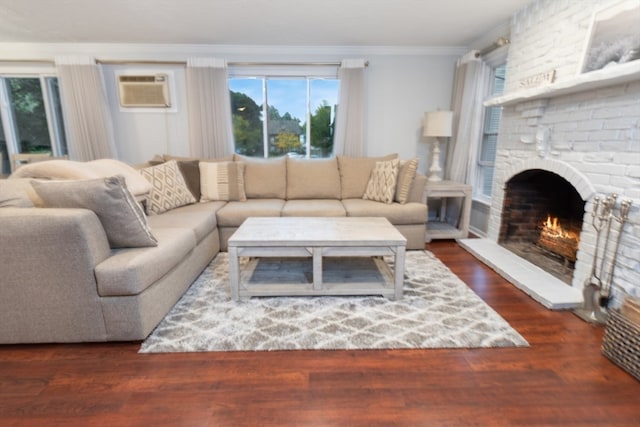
31 175 158 248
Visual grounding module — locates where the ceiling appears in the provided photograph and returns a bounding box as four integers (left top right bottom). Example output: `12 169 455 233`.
0 0 531 47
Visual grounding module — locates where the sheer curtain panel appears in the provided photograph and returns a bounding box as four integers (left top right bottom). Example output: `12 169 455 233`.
333 59 366 157
55 56 118 160
186 58 234 158
446 52 491 184
443 52 490 225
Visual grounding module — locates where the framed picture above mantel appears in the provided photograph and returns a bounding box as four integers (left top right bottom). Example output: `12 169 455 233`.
579 0 640 74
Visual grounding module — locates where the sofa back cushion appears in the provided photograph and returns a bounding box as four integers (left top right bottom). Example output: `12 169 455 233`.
235 155 286 199
337 154 397 199
286 157 341 200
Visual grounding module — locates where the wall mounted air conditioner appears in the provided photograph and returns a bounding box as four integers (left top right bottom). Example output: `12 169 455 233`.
117 74 171 108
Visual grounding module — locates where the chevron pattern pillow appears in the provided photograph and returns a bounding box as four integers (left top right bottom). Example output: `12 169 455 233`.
140 160 196 215
363 159 400 204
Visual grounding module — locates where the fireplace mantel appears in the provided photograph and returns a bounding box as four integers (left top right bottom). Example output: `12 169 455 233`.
485 61 640 107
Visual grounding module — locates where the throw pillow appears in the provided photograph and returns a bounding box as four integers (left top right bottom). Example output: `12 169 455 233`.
363 159 400 204
31 175 158 248
337 154 398 199
140 160 197 215
175 160 201 200
200 161 247 202
394 158 418 204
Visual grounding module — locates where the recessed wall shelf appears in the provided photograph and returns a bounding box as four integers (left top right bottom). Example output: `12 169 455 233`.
485 61 640 107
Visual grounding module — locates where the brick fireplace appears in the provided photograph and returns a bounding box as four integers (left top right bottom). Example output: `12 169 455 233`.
468 0 640 309
499 169 586 285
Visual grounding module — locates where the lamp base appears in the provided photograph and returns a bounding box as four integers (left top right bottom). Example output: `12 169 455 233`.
427 139 443 182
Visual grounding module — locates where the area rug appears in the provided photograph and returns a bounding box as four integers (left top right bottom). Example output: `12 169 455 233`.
139 251 528 353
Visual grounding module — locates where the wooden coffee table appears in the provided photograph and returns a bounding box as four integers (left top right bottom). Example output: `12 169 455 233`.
227 217 407 301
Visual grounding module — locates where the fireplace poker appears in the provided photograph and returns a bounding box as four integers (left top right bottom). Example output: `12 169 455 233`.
602 199 633 299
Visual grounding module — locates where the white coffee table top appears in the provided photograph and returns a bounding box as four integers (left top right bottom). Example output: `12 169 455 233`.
228 217 406 247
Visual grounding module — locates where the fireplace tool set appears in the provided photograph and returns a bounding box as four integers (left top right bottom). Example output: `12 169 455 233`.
576 194 633 324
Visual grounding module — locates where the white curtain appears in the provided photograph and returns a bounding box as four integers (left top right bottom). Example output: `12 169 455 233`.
445 52 491 184
443 52 491 225
333 59 366 157
186 58 234 158
55 56 118 160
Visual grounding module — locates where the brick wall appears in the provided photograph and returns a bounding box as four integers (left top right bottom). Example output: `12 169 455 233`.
487 0 640 301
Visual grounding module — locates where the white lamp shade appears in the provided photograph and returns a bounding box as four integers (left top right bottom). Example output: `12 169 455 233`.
423 110 453 137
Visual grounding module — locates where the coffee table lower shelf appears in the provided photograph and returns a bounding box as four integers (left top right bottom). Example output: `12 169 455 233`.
236 255 399 299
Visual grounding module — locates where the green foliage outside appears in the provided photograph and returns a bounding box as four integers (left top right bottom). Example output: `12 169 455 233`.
8 78 52 153
230 90 335 158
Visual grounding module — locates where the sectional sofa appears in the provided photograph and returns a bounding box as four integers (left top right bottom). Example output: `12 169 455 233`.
0 154 427 343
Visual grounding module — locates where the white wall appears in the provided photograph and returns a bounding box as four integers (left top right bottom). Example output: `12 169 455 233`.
0 43 461 170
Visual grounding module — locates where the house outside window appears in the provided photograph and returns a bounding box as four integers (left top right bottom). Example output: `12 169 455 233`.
228 68 339 158
0 76 67 173
475 63 505 201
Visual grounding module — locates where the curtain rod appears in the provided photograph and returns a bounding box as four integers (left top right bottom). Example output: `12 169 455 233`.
475 36 510 58
0 58 368 67
98 60 369 67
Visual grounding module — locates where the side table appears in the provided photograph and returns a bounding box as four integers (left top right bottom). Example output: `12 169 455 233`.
424 180 472 242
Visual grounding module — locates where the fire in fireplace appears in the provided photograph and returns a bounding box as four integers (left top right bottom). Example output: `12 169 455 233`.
499 169 586 284
537 214 580 264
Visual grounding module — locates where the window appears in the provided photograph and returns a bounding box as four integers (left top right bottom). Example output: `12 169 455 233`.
229 73 339 158
476 64 505 200
0 76 68 172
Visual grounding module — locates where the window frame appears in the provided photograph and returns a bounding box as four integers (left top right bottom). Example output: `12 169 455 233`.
228 65 339 159
473 50 507 205
0 74 68 160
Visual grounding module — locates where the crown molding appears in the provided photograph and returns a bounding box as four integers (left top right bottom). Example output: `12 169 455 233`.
0 42 468 62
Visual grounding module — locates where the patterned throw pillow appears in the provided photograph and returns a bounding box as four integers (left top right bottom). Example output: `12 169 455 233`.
200 161 247 202
363 159 400 204
140 160 196 215
394 158 418 204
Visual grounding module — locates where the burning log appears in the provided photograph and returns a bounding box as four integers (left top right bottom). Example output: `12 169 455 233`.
537 214 579 262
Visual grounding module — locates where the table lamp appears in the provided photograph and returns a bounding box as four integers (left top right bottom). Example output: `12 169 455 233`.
423 110 453 182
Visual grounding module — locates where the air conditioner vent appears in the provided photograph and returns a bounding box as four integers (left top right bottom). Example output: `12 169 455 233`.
118 74 170 108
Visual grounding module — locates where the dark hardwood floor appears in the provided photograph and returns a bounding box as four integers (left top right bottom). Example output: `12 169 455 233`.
1 240 639 426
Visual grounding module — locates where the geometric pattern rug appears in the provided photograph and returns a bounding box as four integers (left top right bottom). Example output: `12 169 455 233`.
139 251 528 353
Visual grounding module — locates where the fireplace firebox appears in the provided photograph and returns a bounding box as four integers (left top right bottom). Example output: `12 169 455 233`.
499 169 585 284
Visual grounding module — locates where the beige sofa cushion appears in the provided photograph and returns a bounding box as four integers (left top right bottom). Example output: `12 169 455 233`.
337 154 397 199
281 200 347 217
216 199 285 227
32 175 158 248
286 157 341 199
395 158 419 204
363 159 399 204
235 155 287 199
95 227 196 297
342 198 427 225
146 201 224 243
